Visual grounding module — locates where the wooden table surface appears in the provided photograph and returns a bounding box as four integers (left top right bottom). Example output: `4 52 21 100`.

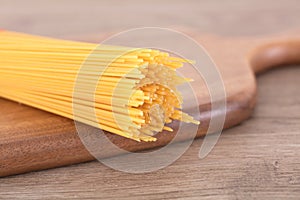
0 0 299 199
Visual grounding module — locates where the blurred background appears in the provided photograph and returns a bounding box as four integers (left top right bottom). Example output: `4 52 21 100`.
1 0 300 37
0 0 299 199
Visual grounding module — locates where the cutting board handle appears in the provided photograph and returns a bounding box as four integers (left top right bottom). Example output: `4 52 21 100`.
250 39 300 74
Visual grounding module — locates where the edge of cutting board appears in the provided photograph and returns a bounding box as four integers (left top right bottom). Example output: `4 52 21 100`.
1 29 300 177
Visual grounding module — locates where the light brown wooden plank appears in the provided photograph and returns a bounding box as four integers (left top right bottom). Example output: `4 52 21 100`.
0 0 299 199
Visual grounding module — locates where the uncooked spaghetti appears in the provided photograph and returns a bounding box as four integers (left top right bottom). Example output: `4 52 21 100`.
0 30 199 142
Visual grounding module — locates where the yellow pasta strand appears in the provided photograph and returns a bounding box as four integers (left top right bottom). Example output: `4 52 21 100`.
0 30 199 142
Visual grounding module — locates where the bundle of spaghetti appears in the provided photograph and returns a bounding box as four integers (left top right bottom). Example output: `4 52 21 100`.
0 30 199 142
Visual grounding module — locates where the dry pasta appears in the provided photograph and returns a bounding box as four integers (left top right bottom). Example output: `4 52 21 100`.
0 30 199 142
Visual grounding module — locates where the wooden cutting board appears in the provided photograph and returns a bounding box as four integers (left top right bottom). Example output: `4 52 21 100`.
1 30 300 177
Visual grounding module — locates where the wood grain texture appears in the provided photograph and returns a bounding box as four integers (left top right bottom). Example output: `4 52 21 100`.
0 0 299 199
1 27 300 177
0 66 299 199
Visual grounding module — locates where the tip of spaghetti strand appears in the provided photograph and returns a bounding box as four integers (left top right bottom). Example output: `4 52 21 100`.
184 78 194 82
163 126 173 132
183 59 195 64
168 57 195 64
140 136 157 142
194 120 201 125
